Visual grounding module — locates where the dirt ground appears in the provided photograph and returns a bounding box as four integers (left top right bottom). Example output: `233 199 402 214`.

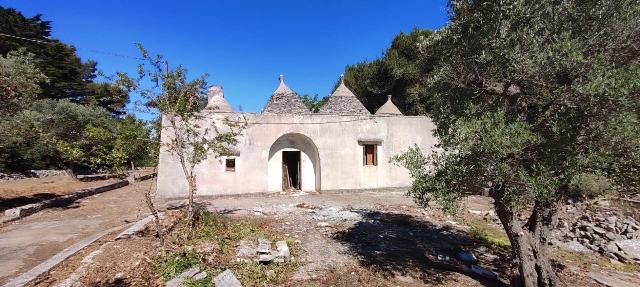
0 179 152 285
18 189 637 286
0 176 119 212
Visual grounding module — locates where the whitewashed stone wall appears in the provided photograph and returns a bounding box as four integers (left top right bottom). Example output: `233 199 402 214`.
156 111 437 198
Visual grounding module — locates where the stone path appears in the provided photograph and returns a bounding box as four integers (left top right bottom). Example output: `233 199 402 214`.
0 180 151 285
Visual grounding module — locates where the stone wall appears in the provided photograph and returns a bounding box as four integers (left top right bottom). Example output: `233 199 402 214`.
156 112 438 197
0 170 73 181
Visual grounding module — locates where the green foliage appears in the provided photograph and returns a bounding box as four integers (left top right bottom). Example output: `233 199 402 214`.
126 44 245 213
299 94 328 113
154 252 201 281
342 28 436 115
0 49 48 112
0 99 156 172
394 2 639 282
0 7 158 173
0 6 129 115
395 0 640 215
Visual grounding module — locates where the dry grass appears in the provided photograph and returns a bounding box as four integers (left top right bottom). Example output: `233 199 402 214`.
553 249 640 273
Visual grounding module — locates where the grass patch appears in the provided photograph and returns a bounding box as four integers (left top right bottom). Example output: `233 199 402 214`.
154 251 201 281
466 218 511 250
553 249 640 273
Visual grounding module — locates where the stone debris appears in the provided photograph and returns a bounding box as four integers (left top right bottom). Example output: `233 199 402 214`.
236 238 291 264
469 264 497 279
213 269 243 287
165 266 200 287
0 169 71 181
589 270 640 287
236 240 257 259
116 215 154 240
275 240 290 262
558 241 591 253
614 239 640 261
192 271 207 281
257 238 272 254
312 207 361 221
554 208 640 263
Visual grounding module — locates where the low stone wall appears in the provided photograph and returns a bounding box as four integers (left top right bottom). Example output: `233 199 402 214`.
3 180 129 218
0 170 72 181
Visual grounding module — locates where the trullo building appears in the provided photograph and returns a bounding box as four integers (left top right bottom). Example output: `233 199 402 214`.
156 75 437 197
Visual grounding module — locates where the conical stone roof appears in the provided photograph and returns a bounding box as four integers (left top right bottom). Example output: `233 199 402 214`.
262 75 309 114
319 75 370 115
205 85 233 112
375 95 403 116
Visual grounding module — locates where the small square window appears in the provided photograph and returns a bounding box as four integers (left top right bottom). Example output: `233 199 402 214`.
225 158 236 171
363 144 377 166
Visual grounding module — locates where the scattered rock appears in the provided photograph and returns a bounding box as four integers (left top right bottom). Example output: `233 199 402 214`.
236 240 257 258
192 271 207 281
469 265 497 279
257 238 271 254
213 269 243 287
554 205 640 261
560 241 591 253
165 266 200 287
614 239 640 262
312 207 361 221
589 270 640 287
259 254 275 264
116 215 154 240
275 240 290 262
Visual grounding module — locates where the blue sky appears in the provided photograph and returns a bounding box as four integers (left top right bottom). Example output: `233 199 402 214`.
2 0 449 119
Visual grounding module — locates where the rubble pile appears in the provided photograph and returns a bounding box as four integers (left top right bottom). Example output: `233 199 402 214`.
556 209 640 263
236 238 291 264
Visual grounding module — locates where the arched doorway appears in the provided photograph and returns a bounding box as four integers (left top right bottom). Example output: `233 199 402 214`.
268 133 320 192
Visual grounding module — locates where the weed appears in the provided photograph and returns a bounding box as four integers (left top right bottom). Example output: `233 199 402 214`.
231 261 300 287
154 251 201 281
466 218 511 250
184 274 213 287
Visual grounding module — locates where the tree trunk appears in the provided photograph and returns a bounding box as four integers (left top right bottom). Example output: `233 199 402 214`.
494 200 559 287
187 173 196 225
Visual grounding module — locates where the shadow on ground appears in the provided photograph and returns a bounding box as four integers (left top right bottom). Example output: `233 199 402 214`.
0 193 58 212
333 210 510 286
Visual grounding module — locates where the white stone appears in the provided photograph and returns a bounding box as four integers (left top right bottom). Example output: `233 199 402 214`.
213 269 243 287
165 266 200 287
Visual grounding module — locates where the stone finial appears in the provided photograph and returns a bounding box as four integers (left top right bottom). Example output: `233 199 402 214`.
279 74 284 83
387 94 392 99
208 85 224 100
206 85 233 112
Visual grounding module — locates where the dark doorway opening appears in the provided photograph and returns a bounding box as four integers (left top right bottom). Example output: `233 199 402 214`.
282 151 301 191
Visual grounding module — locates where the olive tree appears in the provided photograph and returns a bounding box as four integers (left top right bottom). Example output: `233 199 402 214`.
394 1 640 286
